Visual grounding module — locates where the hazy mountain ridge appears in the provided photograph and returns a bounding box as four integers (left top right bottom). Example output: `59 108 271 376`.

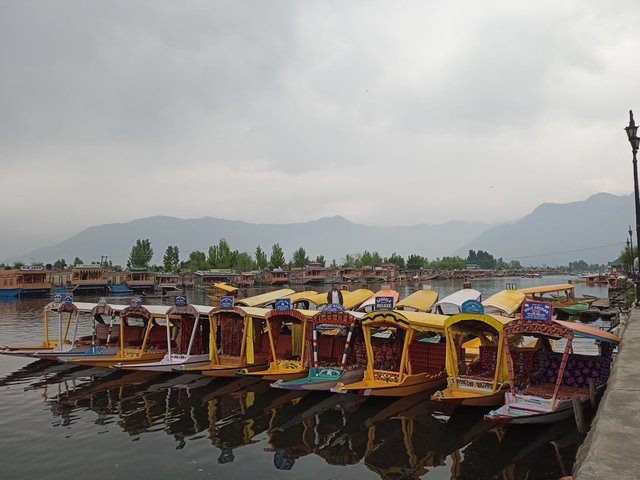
11 192 632 266
12 215 491 266
455 192 633 265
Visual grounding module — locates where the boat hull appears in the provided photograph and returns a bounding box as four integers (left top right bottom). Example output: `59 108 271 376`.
431 385 508 407
485 404 574 424
0 288 22 297
64 351 166 367
271 368 365 391
118 354 212 372
332 373 446 397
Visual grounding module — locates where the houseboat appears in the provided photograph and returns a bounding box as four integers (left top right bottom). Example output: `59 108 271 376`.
18 266 51 295
71 265 109 294
289 263 330 285
258 269 289 286
124 268 156 293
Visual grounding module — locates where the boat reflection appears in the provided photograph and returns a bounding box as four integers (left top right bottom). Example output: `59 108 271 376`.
3 358 584 479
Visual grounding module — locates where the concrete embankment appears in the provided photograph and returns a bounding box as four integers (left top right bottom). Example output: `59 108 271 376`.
574 308 640 478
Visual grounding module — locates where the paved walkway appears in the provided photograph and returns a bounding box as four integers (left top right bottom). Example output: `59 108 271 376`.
574 308 640 478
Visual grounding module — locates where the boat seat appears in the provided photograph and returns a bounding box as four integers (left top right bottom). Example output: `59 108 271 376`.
530 350 610 388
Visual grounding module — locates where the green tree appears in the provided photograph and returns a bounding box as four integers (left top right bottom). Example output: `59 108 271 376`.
255 245 268 271
73 257 83 266
386 253 405 268
269 243 286 269
406 254 427 270
163 246 180 272
186 250 208 270
360 251 373 266
315 255 326 267
129 239 154 268
53 259 67 270
13 261 24 268
432 256 466 270
234 252 256 273
330 258 338 268
291 247 309 268
208 239 233 269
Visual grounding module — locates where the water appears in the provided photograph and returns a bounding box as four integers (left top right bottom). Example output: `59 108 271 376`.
0 276 611 479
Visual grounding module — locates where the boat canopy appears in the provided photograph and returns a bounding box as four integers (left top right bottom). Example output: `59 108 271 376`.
518 283 574 295
357 289 400 311
554 320 621 344
265 308 317 321
482 290 526 316
361 310 448 333
432 288 481 313
235 288 296 307
342 289 374 309
212 282 238 293
287 291 319 304
395 290 439 312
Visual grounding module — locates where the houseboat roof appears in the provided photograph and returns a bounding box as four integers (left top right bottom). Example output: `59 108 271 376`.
395 289 439 312
432 288 482 312
482 289 526 315
517 283 574 295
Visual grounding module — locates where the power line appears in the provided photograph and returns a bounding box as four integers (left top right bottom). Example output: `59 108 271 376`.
504 242 625 261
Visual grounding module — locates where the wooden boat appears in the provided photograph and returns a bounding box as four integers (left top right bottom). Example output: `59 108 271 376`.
177 306 272 377
485 318 620 424
234 288 296 308
555 303 589 317
71 265 109 294
0 297 79 356
431 288 481 315
578 307 601 322
124 268 155 293
517 283 584 309
117 298 212 371
357 287 401 313
307 288 374 311
331 310 450 396
395 289 439 312
64 301 171 367
482 289 526 317
431 306 513 407
271 310 367 391
237 308 316 381
0 267 51 297
206 282 240 306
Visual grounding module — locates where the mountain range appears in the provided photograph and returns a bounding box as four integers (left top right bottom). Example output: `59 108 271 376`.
9 192 633 267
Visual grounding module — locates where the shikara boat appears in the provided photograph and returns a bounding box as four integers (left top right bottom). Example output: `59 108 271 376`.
64 301 171 367
431 306 512 407
332 310 450 396
177 306 272 377
117 298 212 371
357 287 400 313
311 288 375 311
237 308 316 381
395 289 439 312
0 297 79 356
485 318 620 424
206 282 240 306
517 283 586 309
482 289 526 317
555 303 589 317
271 310 367 391
431 288 482 315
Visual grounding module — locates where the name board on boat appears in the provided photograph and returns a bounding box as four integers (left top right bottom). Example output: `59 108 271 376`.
20 265 44 271
219 296 235 308
322 303 345 312
375 296 394 311
174 296 187 307
275 298 292 311
131 297 143 308
53 294 63 303
461 299 484 314
522 300 553 321
64 295 73 305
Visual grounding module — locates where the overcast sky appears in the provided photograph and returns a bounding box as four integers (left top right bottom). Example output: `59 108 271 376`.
1 1 639 259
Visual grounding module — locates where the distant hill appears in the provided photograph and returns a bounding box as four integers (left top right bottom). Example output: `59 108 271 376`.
13 215 492 266
455 193 633 266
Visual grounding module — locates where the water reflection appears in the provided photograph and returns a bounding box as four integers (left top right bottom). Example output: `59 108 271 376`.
0 357 584 479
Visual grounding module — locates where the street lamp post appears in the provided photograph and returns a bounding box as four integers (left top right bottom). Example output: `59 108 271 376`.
630 225 634 276
624 110 640 305
627 239 632 274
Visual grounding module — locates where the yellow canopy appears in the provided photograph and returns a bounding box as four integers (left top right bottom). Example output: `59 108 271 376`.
342 288 374 309
213 282 238 293
517 283 574 295
362 310 448 333
286 291 319 304
444 312 512 383
395 290 439 312
482 290 526 315
235 289 296 307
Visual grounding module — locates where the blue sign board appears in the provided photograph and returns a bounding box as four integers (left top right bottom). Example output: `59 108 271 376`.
174 295 188 307
374 296 394 311
131 297 142 308
53 294 63 303
322 303 345 312
219 296 235 308
522 300 553 321
275 298 292 311
64 295 74 305
461 299 484 314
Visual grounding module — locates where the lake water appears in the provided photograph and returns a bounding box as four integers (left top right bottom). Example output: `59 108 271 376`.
0 276 611 479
